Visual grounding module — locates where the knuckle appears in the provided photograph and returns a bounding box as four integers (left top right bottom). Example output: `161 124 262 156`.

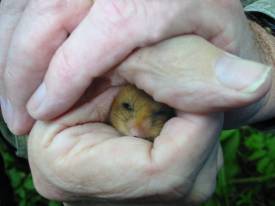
96 0 138 29
141 1 181 44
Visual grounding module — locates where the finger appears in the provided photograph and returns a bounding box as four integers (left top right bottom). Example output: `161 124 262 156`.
0 0 28 79
2 0 92 134
118 35 271 113
185 143 223 204
145 112 223 198
28 86 122 200
0 0 29 122
26 0 240 120
26 0 141 120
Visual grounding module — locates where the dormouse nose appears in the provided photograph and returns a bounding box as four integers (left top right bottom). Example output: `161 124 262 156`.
128 119 150 138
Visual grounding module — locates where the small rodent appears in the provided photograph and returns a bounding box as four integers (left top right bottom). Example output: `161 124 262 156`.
109 85 175 141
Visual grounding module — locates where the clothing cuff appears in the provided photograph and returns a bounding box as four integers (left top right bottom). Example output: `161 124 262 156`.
244 0 275 19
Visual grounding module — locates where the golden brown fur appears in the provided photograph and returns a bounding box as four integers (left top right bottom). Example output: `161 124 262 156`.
109 85 175 141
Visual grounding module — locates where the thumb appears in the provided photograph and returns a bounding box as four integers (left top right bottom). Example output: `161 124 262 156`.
118 35 271 113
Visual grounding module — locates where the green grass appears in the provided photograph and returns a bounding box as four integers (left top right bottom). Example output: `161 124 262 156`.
0 138 61 206
203 128 275 206
1 127 275 205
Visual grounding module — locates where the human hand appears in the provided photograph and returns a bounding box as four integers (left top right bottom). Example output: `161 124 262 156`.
0 0 93 134
117 35 273 128
0 0 264 135
28 79 224 205
28 35 271 206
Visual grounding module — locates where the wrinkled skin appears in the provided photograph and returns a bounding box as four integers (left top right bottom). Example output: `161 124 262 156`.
1 0 273 204
0 0 265 135
117 36 274 128
29 82 224 205
28 36 272 206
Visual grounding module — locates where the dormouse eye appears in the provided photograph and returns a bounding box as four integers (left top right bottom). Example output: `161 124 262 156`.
121 102 133 111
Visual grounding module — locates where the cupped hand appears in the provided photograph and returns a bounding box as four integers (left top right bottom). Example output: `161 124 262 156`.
28 35 272 206
118 35 272 128
28 77 223 205
0 0 265 135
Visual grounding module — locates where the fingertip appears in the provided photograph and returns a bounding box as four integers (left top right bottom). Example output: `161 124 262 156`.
11 109 34 135
27 81 87 121
26 80 76 120
11 115 34 136
152 113 222 170
1 99 34 135
1 97 14 128
27 95 60 121
215 53 272 105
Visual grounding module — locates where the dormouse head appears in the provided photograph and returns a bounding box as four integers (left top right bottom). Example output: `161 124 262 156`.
109 85 175 140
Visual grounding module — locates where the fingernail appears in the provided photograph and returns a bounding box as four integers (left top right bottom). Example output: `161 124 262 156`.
0 97 14 129
215 54 271 93
27 83 46 114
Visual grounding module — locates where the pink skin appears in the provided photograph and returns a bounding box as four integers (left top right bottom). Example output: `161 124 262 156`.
28 36 272 205
28 80 224 204
0 0 273 205
0 0 267 135
117 36 273 127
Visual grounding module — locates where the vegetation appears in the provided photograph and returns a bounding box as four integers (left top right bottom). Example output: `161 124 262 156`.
0 138 61 206
203 128 275 206
1 127 275 205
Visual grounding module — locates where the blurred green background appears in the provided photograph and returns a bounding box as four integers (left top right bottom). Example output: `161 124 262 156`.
1 127 275 206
